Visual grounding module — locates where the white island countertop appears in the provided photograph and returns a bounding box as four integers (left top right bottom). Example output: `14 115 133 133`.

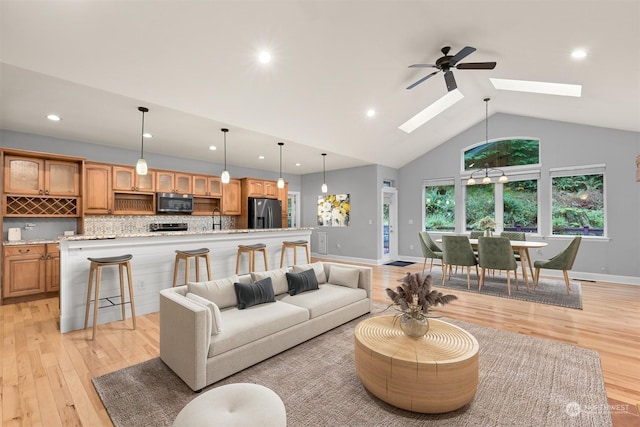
58 228 314 333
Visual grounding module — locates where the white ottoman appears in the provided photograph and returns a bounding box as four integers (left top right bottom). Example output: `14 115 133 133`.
173 383 286 427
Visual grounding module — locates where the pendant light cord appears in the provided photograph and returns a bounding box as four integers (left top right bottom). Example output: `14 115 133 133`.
140 109 145 158
224 132 227 170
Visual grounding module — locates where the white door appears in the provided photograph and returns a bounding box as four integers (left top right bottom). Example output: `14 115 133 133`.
382 188 398 263
287 192 300 228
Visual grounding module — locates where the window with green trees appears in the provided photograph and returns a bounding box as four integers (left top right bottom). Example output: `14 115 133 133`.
503 179 538 232
465 183 495 230
424 183 455 231
464 138 539 170
551 173 604 236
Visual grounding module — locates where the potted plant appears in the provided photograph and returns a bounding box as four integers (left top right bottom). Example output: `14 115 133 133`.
385 272 457 337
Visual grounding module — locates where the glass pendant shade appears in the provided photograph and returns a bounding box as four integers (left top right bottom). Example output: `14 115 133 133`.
136 158 148 175
467 177 476 186
482 175 492 185
277 177 285 189
321 183 328 193
498 174 509 184
221 170 230 184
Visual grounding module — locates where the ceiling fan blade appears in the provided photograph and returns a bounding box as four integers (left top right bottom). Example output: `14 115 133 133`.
456 62 497 70
444 70 457 91
449 46 476 66
406 70 439 90
408 64 437 68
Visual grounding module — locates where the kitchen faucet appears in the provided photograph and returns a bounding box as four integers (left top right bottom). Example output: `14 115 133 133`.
212 207 222 230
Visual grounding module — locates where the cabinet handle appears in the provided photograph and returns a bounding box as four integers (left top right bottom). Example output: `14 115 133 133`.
39 189 44 195
108 209 112 214
44 190 49 195
19 249 31 254
132 187 136 191
40 255 45 260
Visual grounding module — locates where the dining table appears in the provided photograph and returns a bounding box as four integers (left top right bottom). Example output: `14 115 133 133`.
437 237 548 288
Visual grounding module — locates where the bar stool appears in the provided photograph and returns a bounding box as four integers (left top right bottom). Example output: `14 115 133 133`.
280 240 311 267
84 254 136 340
173 248 212 287
236 244 268 274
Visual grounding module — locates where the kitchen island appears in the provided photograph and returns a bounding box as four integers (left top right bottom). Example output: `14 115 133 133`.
58 228 312 333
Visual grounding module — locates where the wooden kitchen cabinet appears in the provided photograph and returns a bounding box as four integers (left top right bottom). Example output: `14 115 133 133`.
4 155 79 196
222 178 241 215
45 244 60 292
193 175 222 197
156 171 192 194
3 245 46 298
242 178 278 199
113 166 155 192
84 162 113 214
278 182 289 229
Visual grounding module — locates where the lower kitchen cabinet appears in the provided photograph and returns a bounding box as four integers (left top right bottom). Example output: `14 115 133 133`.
2 244 59 300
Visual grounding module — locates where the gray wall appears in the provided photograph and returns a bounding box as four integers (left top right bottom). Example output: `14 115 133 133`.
398 113 640 280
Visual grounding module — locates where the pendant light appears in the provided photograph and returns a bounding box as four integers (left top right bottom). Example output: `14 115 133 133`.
467 98 508 185
321 153 328 193
220 128 230 184
277 142 285 189
136 106 149 175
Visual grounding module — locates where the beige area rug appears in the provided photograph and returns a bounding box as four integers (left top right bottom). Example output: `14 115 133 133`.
423 270 583 309
93 306 610 427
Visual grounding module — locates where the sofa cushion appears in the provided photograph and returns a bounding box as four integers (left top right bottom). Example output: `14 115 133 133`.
234 277 276 309
327 265 360 288
188 275 238 309
278 284 367 319
208 301 309 357
250 267 289 295
185 292 222 334
286 269 319 296
292 262 327 284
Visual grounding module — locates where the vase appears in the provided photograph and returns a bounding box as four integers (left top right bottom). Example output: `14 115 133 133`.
399 311 430 337
484 230 493 237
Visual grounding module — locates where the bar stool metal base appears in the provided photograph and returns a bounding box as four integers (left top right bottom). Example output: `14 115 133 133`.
84 254 136 340
173 248 212 287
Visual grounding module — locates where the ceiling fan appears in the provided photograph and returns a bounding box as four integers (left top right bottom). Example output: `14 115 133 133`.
407 46 496 91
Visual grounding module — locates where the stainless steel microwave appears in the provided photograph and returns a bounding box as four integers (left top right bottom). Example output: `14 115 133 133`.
156 193 194 214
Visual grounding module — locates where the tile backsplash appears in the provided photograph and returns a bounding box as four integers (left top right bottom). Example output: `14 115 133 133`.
84 215 235 236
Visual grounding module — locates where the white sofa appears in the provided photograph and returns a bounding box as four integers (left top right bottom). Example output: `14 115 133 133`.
159 261 373 391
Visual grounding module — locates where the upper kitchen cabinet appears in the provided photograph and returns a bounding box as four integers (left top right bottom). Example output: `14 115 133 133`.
193 175 222 198
222 178 241 215
4 155 79 196
84 162 113 214
242 178 278 199
113 166 155 192
156 171 192 194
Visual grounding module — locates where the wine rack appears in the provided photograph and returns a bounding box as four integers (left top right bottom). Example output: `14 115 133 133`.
4 195 79 217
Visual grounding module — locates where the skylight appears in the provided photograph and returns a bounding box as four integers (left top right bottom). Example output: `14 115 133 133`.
399 89 464 134
490 78 582 97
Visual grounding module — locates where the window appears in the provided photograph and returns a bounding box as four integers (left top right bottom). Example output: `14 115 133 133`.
424 179 455 232
465 184 495 231
550 166 605 237
503 179 538 232
464 138 539 170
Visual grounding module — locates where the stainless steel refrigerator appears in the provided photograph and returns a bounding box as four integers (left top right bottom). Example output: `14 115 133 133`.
248 198 282 229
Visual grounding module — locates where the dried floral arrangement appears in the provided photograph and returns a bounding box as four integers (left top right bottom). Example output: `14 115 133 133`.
385 272 458 316
477 216 496 231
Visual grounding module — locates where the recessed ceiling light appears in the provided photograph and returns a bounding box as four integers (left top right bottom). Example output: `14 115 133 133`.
46 114 61 121
209 145 217 151
366 109 376 117
295 163 301 167
398 89 464 134
490 78 582 97
571 49 587 60
258 155 265 160
143 133 152 138
258 51 271 64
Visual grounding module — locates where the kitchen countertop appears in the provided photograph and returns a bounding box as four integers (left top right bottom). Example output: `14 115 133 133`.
4 227 315 246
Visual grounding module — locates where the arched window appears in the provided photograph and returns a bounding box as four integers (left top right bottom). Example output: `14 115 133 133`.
463 138 540 170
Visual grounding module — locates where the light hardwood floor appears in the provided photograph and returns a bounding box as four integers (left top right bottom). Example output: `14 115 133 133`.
1 261 639 426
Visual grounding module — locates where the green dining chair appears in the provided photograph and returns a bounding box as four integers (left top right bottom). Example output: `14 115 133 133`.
477 236 521 295
469 231 484 239
441 235 478 289
533 236 582 295
500 231 530 277
418 231 443 273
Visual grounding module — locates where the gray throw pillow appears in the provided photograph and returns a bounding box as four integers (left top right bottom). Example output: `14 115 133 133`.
234 277 276 309
286 268 319 296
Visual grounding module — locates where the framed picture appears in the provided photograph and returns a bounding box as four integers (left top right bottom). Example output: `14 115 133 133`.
317 194 350 226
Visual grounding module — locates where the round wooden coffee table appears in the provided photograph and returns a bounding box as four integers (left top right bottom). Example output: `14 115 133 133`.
354 315 479 413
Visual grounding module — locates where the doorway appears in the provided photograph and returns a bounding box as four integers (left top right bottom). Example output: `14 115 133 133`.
381 188 398 263
287 192 300 228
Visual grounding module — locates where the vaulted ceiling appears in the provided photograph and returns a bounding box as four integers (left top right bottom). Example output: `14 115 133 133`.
1 1 638 175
